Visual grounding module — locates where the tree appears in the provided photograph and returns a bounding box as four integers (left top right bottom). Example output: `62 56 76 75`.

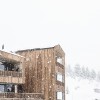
67 65 75 78
90 69 96 80
85 67 90 79
97 71 100 82
74 64 81 77
81 66 86 79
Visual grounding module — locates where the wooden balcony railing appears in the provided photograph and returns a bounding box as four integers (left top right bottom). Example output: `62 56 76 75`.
0 93 44 99
0 70 22 77
56 62 64 69
56 80 65 86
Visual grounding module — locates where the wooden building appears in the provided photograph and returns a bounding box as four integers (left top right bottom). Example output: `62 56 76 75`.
16 45 65 100
0 45 65 100
0 50 43 100
0 50 25 89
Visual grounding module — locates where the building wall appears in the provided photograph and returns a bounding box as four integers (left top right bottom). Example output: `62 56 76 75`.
0 50 25 85
17 45 65 100
54 45 65 100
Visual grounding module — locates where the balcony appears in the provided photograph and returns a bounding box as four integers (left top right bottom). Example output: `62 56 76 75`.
56 80 64 86
56 62 64 69
0 70 22 77
0 93 44 100
0 70 24 84
0 50 25 63
0 50 25 84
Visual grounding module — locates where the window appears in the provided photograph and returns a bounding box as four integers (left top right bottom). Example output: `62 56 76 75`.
56 92 64 100
0 64 4 70
57 58 63 65
0 85 4 93
4 84 13 92
57 73 63 82
0 84 15 93
56 73 64 83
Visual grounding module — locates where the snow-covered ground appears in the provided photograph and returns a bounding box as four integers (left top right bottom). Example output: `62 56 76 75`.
66 76 100 100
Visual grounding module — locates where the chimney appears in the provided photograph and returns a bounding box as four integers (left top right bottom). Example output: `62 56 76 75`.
2 44 4 50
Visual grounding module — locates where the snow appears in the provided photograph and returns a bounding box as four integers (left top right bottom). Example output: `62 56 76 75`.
66 76 100 100
0 50 25 58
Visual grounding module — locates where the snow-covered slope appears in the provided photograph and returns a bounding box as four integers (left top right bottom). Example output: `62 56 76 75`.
66 76 100 100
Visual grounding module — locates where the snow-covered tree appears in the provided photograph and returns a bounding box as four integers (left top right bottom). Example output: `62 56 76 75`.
81 66 86 79
97 71 100 82
90 69 96 80
85 67 90 79
74 64 81 77
67 65 75 78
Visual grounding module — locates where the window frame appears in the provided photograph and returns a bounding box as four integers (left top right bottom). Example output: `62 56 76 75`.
56 92 64 100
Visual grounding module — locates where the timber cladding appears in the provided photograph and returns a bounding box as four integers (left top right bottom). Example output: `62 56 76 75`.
0 50 25 84
16 45 65 100
0 50 24 63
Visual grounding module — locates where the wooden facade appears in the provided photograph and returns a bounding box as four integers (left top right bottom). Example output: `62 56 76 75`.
0 93 44 100
0 50 25 84
0 50 44 100
0 45 65 100
16 45 65 100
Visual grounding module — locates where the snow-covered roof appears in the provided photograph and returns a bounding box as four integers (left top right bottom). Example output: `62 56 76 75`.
16 46 54 52
16 45 65 56
0 50 25 63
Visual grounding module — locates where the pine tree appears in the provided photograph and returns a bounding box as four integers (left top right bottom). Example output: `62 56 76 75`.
67 65 75 78
81 66 86 79
97 71 100 82
74 64 81 77
90 69 96 80
85 67 90 79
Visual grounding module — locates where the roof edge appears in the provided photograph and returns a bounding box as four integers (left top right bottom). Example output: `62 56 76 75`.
16 46 55 53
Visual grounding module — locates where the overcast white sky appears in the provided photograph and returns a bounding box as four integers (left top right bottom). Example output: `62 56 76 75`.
0 0 100 70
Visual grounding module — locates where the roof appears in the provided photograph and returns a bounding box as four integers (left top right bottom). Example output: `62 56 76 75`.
0 50 25 63
16 44 65 56
16 46 54 53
